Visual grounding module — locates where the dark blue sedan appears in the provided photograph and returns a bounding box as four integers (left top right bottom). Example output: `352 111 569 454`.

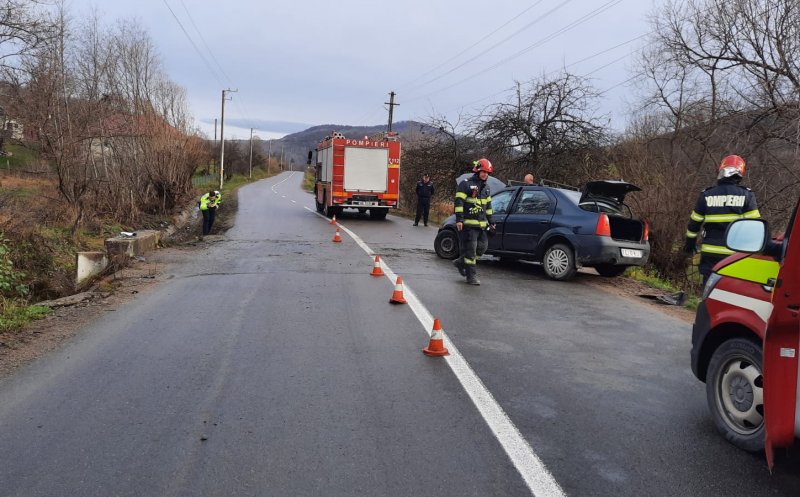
433 180 651 280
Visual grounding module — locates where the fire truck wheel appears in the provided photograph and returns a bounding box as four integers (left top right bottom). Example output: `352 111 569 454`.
315 193 324 213
324 204 339 218
434 230 459 259
369 208 388 220
706 337 764 452
542 243 577 280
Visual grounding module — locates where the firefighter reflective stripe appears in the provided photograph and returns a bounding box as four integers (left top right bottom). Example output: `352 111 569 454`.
700 244 735 255
464 219 488 227
717 257 780 285
464 257 477 265
690 211 704 222
455 192 468 199
704 213 748 223
686 230 698 238
485 208 493 216
454 206 464 213
743 209 761 218
708 288 774 323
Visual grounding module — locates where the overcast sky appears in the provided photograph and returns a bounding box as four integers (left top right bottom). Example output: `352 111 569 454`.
64 0 658 139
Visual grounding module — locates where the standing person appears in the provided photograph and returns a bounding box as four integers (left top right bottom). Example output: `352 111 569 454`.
524 173 535 185
452 159 495 285
199 190 221 240
414 173 434 226
685 154 760 284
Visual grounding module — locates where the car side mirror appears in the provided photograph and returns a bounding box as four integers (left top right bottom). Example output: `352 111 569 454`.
725 219 768 253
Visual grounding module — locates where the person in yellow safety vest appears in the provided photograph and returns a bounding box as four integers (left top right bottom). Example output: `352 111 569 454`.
452 158 496 286
684 155 760 284
199 190 222 240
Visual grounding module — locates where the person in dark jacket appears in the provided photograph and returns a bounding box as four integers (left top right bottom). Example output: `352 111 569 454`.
685 154 761 284
414 173 434 226
452 159 495 285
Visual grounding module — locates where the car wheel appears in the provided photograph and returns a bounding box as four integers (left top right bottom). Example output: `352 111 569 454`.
434 230 460 260
595 264 628 277
542 243 576 280
369 208 388 220
705 338 764 452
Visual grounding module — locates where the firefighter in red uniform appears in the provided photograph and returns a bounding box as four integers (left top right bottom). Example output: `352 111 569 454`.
685 155 761 284
453 159 495 286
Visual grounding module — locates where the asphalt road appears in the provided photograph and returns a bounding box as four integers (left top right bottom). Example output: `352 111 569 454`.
1 171 799 496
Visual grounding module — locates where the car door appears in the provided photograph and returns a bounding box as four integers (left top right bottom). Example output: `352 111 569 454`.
502 188 556 253
764 199 800 469
486 189 516 251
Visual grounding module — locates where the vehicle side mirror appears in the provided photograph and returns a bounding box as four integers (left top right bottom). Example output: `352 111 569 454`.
725 219 768 253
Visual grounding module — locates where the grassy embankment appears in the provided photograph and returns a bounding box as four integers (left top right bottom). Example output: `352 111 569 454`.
1 149 278 334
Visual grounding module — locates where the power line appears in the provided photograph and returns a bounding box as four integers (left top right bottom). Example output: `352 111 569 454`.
434 31 650 116
398 0 550 91
165 0 257 133
403 0 625 104
405 0 574 94
178 0 234 86
161 0 226 89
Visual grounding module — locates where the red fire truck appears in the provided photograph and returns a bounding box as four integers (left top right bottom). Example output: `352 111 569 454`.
693 200 800 469
313 131 401 220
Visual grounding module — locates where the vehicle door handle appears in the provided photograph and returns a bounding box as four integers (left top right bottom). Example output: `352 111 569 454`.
788 304 800 311
539 220 549 224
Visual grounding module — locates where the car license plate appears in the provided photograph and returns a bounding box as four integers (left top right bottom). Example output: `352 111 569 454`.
621 248 643 258
353 201 378 206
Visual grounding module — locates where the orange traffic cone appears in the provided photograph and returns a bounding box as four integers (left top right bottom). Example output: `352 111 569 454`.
330 214 337 225
370 256 384 277
332 227 342 243
389 276 407 304
423 318 449 357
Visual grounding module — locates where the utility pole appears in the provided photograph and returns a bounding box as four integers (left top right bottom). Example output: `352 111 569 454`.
211 117 218 175
385 91 399 132
280 142 284 171
219 88 237 190
248 127 254 179
268 139 272 173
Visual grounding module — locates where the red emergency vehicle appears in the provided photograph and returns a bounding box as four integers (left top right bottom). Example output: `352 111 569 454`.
313 131 401 220
692 202 799 468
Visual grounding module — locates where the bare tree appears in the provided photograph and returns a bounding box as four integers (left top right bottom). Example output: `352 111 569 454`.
474 72 609 183
626 0 800 286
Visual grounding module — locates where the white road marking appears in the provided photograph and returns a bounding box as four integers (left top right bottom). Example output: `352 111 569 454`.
291 200 296 204
302 205 566 497
270 171 297 195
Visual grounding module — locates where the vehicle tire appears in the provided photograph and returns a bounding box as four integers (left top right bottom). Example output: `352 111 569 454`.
705 338 764 452
324 203 339 218
434 230 460 260
369 208 388 220
595 264 628 277
542 243 577 281
315 189 324 213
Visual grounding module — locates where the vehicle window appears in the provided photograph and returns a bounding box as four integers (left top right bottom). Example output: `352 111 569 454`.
512 190 552 215
490 190 514 215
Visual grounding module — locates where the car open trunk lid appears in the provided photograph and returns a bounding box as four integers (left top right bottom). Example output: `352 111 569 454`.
580 180 641 205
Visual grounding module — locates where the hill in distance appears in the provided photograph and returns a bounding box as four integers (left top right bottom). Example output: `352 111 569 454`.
246 120 433 168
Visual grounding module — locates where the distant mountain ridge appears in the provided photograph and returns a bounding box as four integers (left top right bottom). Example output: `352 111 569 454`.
249 120 431 168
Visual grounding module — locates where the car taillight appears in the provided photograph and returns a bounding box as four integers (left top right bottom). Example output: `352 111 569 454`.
643 220 649 241
595 213 611 237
